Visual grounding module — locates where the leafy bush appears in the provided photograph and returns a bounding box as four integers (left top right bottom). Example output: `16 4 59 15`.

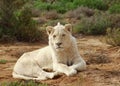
0 0 43 42
51 1 68 14
65 6 94 19
108 14 120 28
104 0 120 7
51 1 77 13
31 8 41 17
108 4 120 14
74 13 110 35
45 10 59 19
33 0 108 14
15 8 43 42
1 80 48 86
33 0 51 11
105 28 120 46
0 0 18 37
0 35 16 43
73 0 108 10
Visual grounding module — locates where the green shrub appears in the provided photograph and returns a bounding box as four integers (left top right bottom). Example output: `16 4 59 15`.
52 1 77 13
0 35 16 43
15 8 43 42
0 27 3 38
33 0 108 14
105 28 120 46
104 0 120 7
73 0 108 10
31 8 41 17
0 59 7 64
74 13 110 35
50 1 68 14
0 0 17 37
33 1 51 11
0 0 43 42
1 80 48 86
65 6 94 19
108 14 120 28
108 4 120 14
45 10 59 19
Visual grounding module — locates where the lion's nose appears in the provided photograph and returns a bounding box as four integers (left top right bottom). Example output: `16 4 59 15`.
56 43 62 46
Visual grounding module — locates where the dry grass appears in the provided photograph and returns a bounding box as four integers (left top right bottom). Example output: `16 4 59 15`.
105 28 120 46
45 11 59 19
65 6 94 19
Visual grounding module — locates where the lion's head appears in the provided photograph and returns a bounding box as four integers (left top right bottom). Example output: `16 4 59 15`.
46 22 73 51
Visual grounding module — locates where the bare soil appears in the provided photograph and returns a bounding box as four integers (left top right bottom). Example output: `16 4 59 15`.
0 36 120 86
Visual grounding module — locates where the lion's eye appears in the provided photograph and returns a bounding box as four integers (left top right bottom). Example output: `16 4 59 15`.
53 35 56 38
62 34 65 37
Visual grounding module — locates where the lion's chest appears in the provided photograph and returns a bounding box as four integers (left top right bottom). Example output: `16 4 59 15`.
56 50 75 66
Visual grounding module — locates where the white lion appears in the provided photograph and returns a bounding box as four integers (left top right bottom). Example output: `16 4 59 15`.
12 22 86 80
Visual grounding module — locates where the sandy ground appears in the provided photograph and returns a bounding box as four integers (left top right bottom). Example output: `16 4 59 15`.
0 36 120 86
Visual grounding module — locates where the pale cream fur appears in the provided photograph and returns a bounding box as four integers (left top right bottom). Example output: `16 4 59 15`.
12 23 86 80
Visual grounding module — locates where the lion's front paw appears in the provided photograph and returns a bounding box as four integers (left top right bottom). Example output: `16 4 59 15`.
66 69 77 76
47 72 60 79
47 73 55 79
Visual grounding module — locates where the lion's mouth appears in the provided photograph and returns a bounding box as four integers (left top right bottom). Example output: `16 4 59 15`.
56 46 63 49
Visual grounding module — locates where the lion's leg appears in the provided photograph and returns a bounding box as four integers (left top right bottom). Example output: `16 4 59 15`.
37 70 56 79
12 71 53 80
13 68 57 80
12 72 38 80
13 62 56 80
70 58 86 71
36 72 59 80
53 63 77 76
12 68 48 80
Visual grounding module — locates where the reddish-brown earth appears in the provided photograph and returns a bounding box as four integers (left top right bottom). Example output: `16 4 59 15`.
0 36 120 86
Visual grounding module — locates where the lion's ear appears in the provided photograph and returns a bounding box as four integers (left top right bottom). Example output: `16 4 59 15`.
65 24 72 33
46 26 53 35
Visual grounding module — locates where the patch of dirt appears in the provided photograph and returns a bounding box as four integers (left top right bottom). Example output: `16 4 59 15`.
0 36 120 86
